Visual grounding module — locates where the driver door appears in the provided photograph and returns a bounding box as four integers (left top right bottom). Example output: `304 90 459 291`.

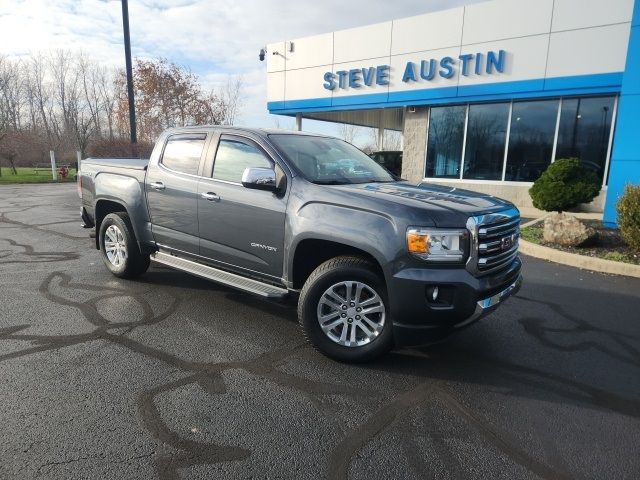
197 135 287 280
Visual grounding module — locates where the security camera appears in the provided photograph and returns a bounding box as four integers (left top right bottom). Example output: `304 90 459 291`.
258 48 266 61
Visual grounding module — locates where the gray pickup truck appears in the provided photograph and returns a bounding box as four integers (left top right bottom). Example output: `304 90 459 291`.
79 126 522 362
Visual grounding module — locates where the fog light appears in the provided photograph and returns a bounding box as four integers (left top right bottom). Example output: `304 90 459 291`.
427 286 440 302
426 285 455 307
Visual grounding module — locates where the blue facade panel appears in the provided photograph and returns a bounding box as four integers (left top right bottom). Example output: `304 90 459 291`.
268 73 623 114
603 0 640 227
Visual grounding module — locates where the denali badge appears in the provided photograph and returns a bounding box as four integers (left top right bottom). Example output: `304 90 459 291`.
251 242 278 252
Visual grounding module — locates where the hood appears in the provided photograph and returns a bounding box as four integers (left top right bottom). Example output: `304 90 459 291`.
333 181 516 226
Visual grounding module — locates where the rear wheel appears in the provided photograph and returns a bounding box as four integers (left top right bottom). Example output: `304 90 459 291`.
298 256 393 362
99 212 150 279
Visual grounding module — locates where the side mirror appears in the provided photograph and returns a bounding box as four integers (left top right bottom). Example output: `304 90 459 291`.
241 167 277 191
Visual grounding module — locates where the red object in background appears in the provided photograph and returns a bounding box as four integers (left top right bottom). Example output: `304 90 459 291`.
58 166 68 178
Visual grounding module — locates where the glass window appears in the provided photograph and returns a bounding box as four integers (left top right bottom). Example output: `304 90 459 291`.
555 96 615 181
504 100 558 182
463 102 510 180
270 134 395 184
212 138 272 183
425 105 466 178
161 134 206 175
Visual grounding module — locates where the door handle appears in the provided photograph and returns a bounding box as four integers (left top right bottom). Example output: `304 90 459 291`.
201 192 220 202
149 181 165 190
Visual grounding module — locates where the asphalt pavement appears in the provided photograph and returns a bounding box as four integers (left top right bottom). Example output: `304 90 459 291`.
1 183 639 480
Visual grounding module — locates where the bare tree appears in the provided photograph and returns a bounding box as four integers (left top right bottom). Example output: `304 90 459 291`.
97 67 117 139
78 53 103 137
0 52 240 166
336 123 361 144
220 76 243 125
0 56 21 175
0 55 10 140
29 53 56 146
367 128 403 151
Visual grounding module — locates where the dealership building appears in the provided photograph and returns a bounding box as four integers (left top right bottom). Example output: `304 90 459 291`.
266 0 640 225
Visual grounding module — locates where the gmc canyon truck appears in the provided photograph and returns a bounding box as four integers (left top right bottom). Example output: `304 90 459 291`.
79 126 522 362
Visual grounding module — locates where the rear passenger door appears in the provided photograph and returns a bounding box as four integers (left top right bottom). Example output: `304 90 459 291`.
146 133 208 255
197 134 287 280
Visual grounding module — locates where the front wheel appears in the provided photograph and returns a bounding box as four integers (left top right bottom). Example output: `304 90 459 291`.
99 212 150 279
298 256 393 362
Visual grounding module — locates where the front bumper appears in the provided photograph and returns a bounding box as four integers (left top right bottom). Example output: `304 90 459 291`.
451 273 522 328
390 258 522 346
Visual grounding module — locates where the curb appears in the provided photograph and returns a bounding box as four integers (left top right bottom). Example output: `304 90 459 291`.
519 238 640 278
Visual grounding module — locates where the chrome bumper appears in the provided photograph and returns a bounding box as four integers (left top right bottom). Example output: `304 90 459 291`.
455 274 523 329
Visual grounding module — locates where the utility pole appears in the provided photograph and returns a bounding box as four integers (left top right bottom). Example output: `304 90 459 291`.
121 0 137 144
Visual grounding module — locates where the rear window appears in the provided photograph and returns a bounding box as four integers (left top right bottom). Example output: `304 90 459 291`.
161 134 207 175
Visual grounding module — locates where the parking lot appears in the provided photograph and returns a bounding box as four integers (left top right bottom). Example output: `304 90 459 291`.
1 183 639 479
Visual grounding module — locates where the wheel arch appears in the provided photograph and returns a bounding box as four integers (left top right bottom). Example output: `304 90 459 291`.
94 200 131 250
289 238 386 290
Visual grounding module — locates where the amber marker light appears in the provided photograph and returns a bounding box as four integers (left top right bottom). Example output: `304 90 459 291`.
407 230 429 254
406 227 466 262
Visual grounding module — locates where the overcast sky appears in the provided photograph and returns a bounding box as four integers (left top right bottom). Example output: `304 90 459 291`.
0 0 482 140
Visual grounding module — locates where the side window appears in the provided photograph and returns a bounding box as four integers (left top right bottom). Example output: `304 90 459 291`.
160 134 207 175
212 137 272 183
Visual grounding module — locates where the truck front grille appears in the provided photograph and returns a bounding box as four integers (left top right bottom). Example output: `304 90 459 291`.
467 208 520 276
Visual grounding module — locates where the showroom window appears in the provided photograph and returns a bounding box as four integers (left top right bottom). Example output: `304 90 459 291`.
423 95 616 184
555 96 615 181
462 102 510 180
424 105 466 178
505 100 558 182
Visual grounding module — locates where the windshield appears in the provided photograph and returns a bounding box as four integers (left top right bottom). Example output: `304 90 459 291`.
269 134 396 185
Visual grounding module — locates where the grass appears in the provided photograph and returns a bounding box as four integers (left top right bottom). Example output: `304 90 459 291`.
520 224 543 243
521 221 640 265
0 167 77 184
601 251 637 263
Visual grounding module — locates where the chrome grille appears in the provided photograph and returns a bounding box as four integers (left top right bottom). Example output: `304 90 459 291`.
466 208 520 276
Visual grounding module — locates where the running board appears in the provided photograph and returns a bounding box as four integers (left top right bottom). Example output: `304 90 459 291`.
150 251 288 299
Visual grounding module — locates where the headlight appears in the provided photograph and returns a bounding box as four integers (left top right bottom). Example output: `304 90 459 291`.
406 227 466 262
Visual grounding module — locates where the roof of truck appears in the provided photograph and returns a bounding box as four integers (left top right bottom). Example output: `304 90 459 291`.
163 125 330 138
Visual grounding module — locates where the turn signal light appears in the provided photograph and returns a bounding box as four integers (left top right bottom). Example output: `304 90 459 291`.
406 227 466 262
407 231 428 254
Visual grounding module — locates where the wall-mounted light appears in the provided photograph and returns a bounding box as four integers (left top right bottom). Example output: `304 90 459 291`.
288 41 295 53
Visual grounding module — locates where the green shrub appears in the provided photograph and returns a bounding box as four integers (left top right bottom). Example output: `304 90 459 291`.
616 184 640 252
529 158 601 212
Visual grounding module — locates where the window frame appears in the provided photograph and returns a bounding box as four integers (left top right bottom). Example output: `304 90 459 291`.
158 132 210 178
207 134 275 186
423 94 618 188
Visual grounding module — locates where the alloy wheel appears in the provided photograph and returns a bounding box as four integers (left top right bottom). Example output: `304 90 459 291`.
104 225 127 267
316 280 386 347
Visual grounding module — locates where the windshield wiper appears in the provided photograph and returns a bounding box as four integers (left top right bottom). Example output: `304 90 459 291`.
313 180 349 185
358 179 397 184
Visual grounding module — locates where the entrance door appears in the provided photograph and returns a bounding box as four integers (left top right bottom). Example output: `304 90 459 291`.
146 133 208 255
197 134 287 280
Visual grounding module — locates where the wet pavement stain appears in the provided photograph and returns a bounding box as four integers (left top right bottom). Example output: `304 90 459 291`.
1 184 639 479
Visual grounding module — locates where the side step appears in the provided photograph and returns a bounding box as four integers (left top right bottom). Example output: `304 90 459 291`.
150 251 288 299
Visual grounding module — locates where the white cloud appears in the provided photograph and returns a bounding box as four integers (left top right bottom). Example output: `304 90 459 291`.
0 0 481 137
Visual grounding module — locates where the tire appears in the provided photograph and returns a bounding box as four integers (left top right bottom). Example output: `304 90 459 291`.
99 212 150 279
298 255 393 363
